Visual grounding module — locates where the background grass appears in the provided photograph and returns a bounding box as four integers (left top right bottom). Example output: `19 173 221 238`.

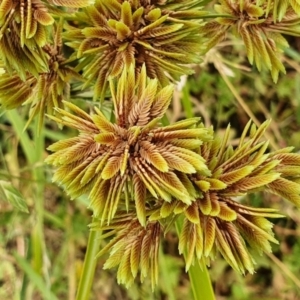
1 34 300 300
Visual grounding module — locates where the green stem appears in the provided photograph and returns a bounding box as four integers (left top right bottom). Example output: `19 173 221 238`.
188 259 215 300
175 219 215 300
76 221 102 300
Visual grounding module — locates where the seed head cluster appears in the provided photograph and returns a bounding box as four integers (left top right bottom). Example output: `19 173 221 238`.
1 0 300 290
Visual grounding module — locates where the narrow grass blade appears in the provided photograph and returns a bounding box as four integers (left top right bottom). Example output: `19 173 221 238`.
14 253 59 300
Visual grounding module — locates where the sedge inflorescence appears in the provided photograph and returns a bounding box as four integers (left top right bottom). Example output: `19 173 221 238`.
179 120 300 274
202 0 300 81
64 0 206 99
1 0 300 291
46 65 213 227
0 21 82 130
0 0 90 128
46 64 300 287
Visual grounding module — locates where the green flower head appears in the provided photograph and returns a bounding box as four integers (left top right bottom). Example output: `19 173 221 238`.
84 119 300 289
0 0 54 78
90 213 162 290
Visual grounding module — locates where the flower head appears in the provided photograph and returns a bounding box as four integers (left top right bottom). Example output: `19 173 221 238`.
178 120 300 274
76 119 300 289
64 0 207 99
202 0 300 81
0 0 94 79
46 65 212 225
0 21 81 130
0 0 54 78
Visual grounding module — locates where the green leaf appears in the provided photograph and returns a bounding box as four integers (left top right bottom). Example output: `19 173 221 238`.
0 180 29 213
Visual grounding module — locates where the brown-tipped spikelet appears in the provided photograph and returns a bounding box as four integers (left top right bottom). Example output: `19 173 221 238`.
177 120 300 274
90 211 161 290
48 0 94 7
202 0 300 82
64 0 207 99
46 65 212 226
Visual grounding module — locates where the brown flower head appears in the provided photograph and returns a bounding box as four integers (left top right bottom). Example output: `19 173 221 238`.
0 0 54 78
0 20 82 130
64 0 207 99
0 0 95 79
82 119 300 289
202 0 300 82
46 65 213 225
177 120 300 274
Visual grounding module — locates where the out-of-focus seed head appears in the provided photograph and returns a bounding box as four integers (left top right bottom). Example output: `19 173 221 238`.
201 0 300 82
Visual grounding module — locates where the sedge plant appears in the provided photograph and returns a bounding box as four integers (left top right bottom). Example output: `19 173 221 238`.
1 0 300 299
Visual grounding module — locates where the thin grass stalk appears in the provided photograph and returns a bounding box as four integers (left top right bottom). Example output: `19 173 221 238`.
7 110 46 279
33 119 46 277
214 63 278 150
175 218 215 300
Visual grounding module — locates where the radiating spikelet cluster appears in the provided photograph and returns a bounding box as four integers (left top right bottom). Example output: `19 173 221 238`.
202 0 300 82
45 65 213 288
177 120 300 274
46 65 213 227
46 62 300 287
1 0 300 291
90 212 162 290
0 21 81 129
0 0 54 78
63 0 207 99
0 0 92 127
